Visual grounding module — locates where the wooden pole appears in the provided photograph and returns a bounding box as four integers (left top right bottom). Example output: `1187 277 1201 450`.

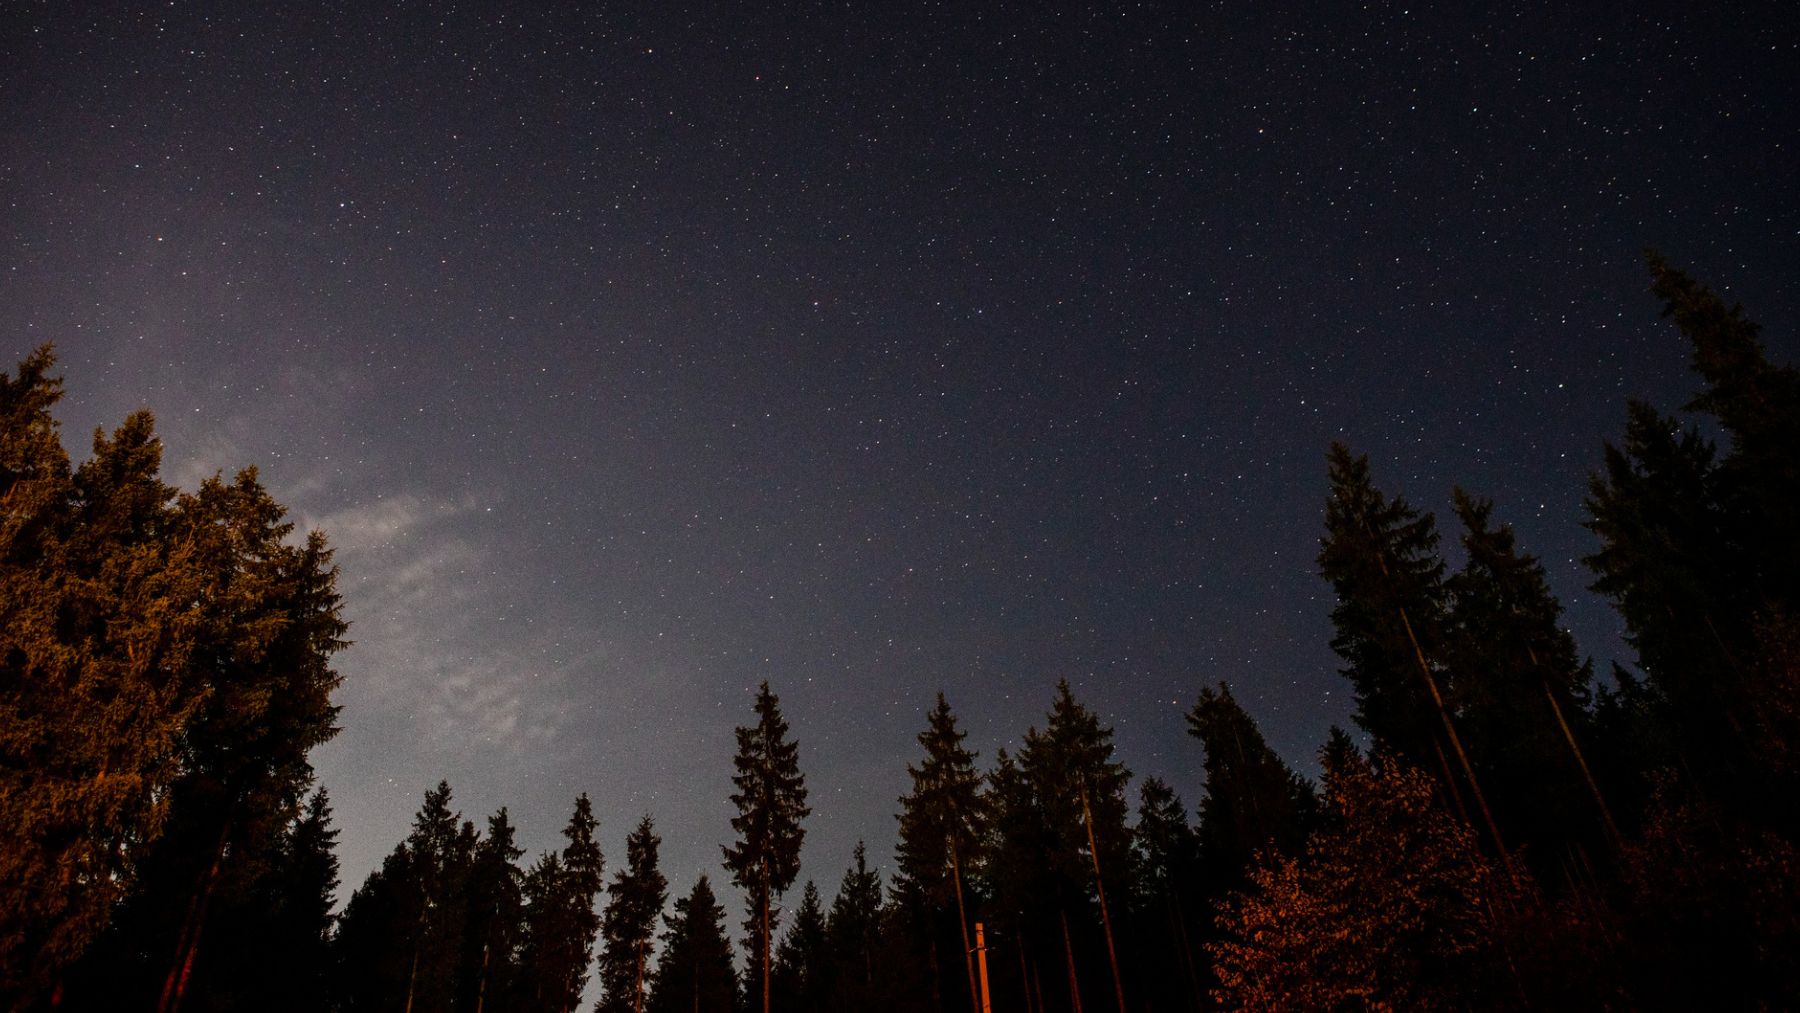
974 922 993 1013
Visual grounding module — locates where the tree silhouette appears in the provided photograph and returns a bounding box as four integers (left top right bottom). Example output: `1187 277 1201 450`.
722 681 809 1013
599 815 668 1013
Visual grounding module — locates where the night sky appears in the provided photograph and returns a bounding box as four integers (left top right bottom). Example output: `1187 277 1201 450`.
5 0 1797 923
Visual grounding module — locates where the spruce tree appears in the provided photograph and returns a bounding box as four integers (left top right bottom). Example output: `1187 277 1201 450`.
825 842 884 1009
1447 489 1617 861
1586 257 1800 824
461 808 526 1013
722 681 809 1013
1318 444 1508 865
1006 680 1134 1013
648 876 738 1013
1186 682 1316 887
1130 778 1204 1013
771 881 828 1011
0 360 207 1006
599 815 668 1013
519 795 604 1013
893 692 986 1013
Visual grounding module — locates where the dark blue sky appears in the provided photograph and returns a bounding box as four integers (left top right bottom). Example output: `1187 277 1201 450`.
5 0 1796 933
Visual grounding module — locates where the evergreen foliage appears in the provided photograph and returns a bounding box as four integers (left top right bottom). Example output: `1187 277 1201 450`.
721 681 809 1013
648 876 739 1013
892 692 985 1013
1318 443 1451 774
1186 682 1316 886
599 815 668 1013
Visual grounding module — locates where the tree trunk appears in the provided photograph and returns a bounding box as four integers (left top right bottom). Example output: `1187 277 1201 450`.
475 942 491 1013
950 839 980 1013
156 821 229 1013
760 863 772 1013
634 939 646 1013
1059 909 1084 1013
1527 643 1623 847
1078 785 1127 1013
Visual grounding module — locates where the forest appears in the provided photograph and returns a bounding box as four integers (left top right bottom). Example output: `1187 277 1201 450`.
3 254 1797 1011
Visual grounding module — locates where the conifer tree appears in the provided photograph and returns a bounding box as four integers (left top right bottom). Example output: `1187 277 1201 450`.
334 843 426 1013
462 808 526 1013
722 681 809 1013
0 358 208 1006
1447 490 1617 860
1318 443 1453 769
648 876 738 1013
519 795 604 1013
599 815 668 1013
1586 257 1800 823
1319 444 1509 866
825 843 884 1009
1130 778 1204 1013
1186 682 1316 887
258 787 341 1013
995 680 1135 1013
893 692 986 1013
772 882 828 1011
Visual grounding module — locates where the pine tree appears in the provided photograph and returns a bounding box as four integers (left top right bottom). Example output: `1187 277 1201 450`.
771 882 828 1011
1186 682 1316 888
519 795 604 1013
1318 444 1509 866
1002 680 1135 1013
648 876 739 1013
1130 778 1204 1013
722 681 809 1013
825 843 884 1009
599 815 668 1013
461 807 526 1013
1447 490 1618 862
893 692 986 1013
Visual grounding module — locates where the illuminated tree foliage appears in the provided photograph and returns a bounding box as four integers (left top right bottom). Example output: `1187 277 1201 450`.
1 348 347 1013
1210 752 1503 1011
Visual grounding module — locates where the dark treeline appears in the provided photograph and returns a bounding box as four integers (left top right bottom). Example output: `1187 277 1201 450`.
4 254 1798 1011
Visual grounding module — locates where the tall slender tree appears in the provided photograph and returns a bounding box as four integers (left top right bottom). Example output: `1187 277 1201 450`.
1186 682 1316 887
894 692 986 1013
519 795 604 1013
722 681 810 1013
825 843 884 1010
1447 490 1618 860
1319 444 1508 867
772 882 829 1011
462 808 526 1013
600 815 669 1013
648 876 738 1013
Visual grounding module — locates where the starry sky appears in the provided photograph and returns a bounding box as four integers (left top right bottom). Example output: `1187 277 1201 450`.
5 1 1797 919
